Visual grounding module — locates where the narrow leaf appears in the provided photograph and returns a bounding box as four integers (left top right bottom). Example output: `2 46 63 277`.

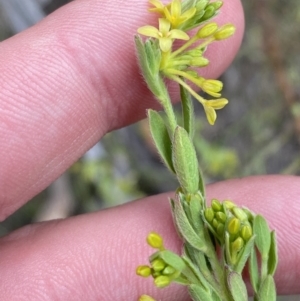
144 38 160 75
227 272 248 301
184 243 216 290
189 284 213 301
134 36 158 96
198 169 206 199
257 275 276 301
189 193 205 234
148 109 175 173
174 197 207 253
267 231 278 276
134 36 168 104
253 215 271 258
159 250 186 272
182 255 206 286
249 248 259 293
172 126 199 194
180 84 195 139
234 235 255 273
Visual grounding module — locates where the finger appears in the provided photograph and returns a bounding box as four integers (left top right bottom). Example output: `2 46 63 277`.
0 175 299 300
0 0 244 219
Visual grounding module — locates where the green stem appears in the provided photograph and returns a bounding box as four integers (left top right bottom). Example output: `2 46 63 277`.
170 36 215 59
202 230 234 301
165 68 203 87
261 256 268 281
169 75 206 105
170 35 199 58
157 93 177 136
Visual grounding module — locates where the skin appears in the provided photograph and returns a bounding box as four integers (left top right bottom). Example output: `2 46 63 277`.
0 0 299 300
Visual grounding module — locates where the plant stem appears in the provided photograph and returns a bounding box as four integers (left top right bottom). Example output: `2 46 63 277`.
158 93 177 135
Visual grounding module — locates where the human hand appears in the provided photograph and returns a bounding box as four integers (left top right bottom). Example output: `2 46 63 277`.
0 0 299 300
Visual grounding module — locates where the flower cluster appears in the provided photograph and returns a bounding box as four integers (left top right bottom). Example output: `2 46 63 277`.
204 199 254 268
136 232 194 301
137 0 235 125
136 232 186 290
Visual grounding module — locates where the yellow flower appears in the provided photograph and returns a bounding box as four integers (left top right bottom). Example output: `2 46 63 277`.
148 0 196 29
138 18 189 52
203 98 228 125
195 78 223 98
204 105 217 125
163 0 196 28
214 24 236 40
148 0 168 14
197 22 219 38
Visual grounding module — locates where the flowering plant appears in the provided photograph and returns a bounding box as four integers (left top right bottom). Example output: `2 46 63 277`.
135 1 278 301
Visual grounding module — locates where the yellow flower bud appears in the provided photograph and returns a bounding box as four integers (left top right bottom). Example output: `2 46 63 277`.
151 258 166 272
154 275 171 288
214 24 236 40
205 98 228 110
211 199 222 212
147 232 164 250
231 237 244 253
197 22 218 38
204 207 214 222
190 57 209 67
212 218 219 229
210 1 223 10
216 212 226 223
232 207 248 221
227 217 240 235
240 225 253 242
162 266 176 275
136 265 152 277
202 79 223 97
223 200 236 209
139 295 157 301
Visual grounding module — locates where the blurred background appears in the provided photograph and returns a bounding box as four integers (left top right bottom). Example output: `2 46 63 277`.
0 1 299 299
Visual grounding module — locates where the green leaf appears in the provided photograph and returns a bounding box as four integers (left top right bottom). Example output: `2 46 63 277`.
148 109 175 173
189 284 213 301
224 232 232 265
267 231 278 276
249 248 259 293
227 272 248 301
184 243 215 288
180 84 195 139
198 168 206 200
144 38 160 75
211 290 222 301
158 250 186 272
181 0 208 31
134 36 168 104
172 126 199 194
173 275 190 285
234 235 255 273
174 197 207 253
253 215 271 258
257 275 276 301
134 36 158 95
189 193 204 233
182 254 207 286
